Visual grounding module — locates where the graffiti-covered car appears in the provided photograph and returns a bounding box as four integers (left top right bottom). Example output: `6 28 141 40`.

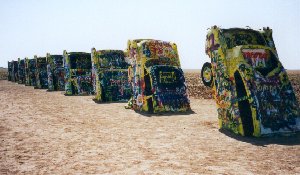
46 53 65 91
18 58 26 84
7 61 12 81
201 26 300 136
25 58 37 86
91 48 132 102
126 39 190 113
63 51 93 95
34 55 48 89
11 60 19 82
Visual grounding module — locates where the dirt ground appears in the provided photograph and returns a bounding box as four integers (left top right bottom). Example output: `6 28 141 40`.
0 80 299 174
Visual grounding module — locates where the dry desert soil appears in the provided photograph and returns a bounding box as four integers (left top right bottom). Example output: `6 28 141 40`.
0 71 300 174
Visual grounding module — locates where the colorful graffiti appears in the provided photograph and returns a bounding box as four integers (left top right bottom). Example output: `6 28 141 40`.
18 58 26 84
91 49 131 102
35 56 48 89
202 26 300 137
25 58 37 86
126 39 190 113
64 51 93 95
47 53 65 91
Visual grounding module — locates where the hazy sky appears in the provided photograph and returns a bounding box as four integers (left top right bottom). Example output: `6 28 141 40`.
0 0 299 69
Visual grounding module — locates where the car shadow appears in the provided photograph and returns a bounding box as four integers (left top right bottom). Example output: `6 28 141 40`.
136 109 196 117
64 94 94 96
219 129 300 146
92 99 128 104
46 90 65 92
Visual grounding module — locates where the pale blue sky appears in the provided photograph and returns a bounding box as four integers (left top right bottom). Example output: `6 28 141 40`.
0 0 299 69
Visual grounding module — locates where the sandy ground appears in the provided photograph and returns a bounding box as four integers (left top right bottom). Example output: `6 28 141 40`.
0 80 300 174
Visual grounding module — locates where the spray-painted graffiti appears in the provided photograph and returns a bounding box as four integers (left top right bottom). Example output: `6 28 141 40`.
201 26 300 137
35 56 48 89
18 58 26 84
223 29 266 49
150 65 190 110
91 49 132 102
64 51 93 95
47 54 65 91
255 76 297 130
126 39 190 113
243 49 268 67
25 58 37 86
241 49 299 133
100 70 131 102
141 40 179 60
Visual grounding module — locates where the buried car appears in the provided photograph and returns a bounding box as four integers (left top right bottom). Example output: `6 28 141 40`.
35 55 48 89
18 58 26 84
46 53 65 91
126 39 190 113
201 26 300 136
25 57 37 86
11 60 19 82
7 61 12 81
63 51 93 95
91 48 131 102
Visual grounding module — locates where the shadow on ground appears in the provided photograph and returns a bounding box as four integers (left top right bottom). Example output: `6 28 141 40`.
136 109 196 117
220 129 300 146
92 99 128 104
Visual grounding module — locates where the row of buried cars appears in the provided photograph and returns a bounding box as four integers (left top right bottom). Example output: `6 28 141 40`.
7 39 191 114
6 26 300 137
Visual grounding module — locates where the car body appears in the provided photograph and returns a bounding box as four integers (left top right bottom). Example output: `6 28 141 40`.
18 58 26 84
7 61 12 81
201 26 300 136
25 58 37 86
91 49 132 102
11 60 19 82
35 55 48 89
63 50 93 95
126 39 190 113
46 53 65 91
